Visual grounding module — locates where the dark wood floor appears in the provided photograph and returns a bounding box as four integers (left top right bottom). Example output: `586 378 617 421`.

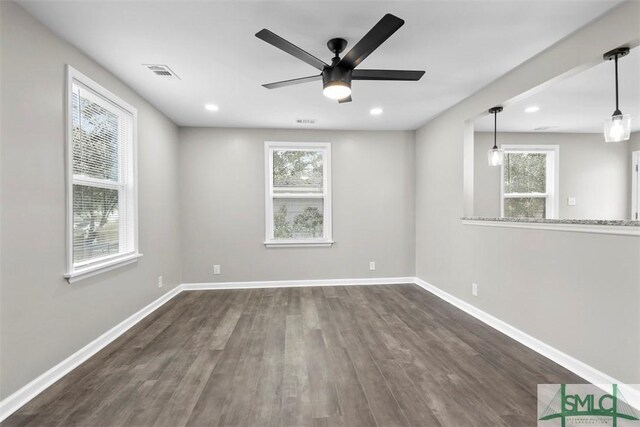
3 284 584 427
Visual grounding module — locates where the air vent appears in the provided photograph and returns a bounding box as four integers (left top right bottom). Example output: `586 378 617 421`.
296 118 317 125
143 64 180 80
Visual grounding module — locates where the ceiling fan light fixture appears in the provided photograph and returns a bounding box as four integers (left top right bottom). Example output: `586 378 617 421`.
323 81 352 100
322 67 352 100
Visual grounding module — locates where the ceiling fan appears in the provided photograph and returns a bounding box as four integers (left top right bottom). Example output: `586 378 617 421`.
255 14 425 103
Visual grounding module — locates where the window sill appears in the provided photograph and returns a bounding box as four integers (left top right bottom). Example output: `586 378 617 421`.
264 240 334 248
461 217 640 236
65 253 143 283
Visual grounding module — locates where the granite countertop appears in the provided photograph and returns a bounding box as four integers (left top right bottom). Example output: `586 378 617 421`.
461 217 640 227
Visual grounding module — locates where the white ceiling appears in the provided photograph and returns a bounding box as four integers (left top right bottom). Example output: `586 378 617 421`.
475 45 640 133
19 0 622 131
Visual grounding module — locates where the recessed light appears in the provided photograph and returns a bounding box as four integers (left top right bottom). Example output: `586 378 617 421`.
524 106 540 113
204 104 219 112
370 107 383 115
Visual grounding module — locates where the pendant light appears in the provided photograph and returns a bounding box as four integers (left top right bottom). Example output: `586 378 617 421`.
487 106 504 166
603 47 631 142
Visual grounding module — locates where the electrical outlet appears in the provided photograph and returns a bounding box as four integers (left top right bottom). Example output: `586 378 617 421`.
472 283 478 296
369 261 376 271
567 197 576 206
158 275 163 288
213 265 221 275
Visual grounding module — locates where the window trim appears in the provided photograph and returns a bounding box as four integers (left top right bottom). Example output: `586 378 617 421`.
500 145 559 219
264 141 333 248
65 65 141 282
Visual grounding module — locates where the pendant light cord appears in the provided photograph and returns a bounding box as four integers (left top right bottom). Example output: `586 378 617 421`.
614 54 620 113
493 111 498 149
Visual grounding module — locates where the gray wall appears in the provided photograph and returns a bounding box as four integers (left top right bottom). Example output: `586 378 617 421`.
0 2 182 399
474 132 630 220
179 127 415 283
630 132 640 154
416 1 640 385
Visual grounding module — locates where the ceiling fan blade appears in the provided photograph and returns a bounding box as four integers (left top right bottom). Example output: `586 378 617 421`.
352 69 425 81
338 14 404 70
338 95 352 103
262 75 322 89
256 29 329 71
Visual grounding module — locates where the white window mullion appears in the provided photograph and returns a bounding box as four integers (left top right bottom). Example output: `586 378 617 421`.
73 175 122 190
503 193 549 198
271 193 326 199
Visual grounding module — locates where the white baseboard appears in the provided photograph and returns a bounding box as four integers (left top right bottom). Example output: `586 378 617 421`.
182 276 415 291
0 285 183 423
2 276 637 422
413 277 640 411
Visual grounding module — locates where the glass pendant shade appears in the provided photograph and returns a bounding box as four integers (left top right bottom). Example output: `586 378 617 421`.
487 147 504 166
603 113 631 142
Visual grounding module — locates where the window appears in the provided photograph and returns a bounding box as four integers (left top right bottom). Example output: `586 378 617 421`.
264 142 332 247
500 145 559 219
65 66 139 282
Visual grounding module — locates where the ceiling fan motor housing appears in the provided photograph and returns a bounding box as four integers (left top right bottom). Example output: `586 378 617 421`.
322 67 352 90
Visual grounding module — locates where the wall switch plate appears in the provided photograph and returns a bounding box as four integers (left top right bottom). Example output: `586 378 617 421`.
369 261 376 271
158 275 163 288
213 265 221 275
472 283 478 296
567 197 576 206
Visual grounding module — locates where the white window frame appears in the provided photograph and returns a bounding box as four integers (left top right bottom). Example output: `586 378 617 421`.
500 145 559 219
264 141 333 247
633 150 640 221
64 65 141 282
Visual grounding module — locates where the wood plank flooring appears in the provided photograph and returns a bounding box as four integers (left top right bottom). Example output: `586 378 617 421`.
2 284 585 426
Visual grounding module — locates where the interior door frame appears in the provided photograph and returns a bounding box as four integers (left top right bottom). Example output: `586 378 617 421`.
633 151 639 221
